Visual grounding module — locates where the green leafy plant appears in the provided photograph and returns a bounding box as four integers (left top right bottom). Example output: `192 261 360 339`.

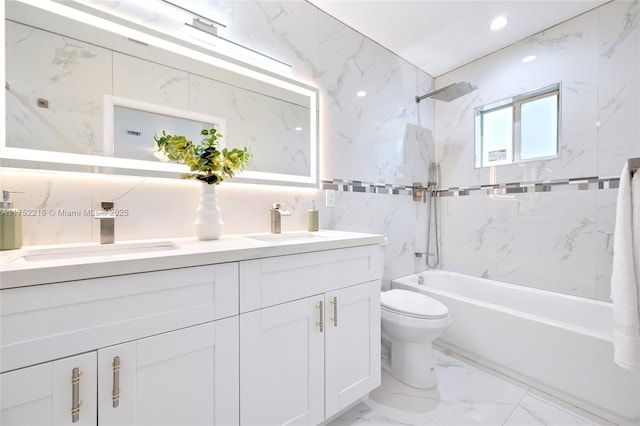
154 128 250 185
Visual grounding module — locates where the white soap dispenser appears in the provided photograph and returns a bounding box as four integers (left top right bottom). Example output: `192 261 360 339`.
307 200 319 232
0 190 23 250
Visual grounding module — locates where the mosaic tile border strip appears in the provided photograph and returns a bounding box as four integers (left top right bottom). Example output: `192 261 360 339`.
321 179 414 195
321 176 621 197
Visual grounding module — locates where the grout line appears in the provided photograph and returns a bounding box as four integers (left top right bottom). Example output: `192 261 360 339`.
502 389 530 425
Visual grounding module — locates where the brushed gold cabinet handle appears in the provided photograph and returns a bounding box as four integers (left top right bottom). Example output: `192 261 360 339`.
316 301 324 332
71 368 83 423
112 356 121 408
330 296 338 327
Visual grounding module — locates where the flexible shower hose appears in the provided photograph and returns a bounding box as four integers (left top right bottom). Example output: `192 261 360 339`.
426 186 440 268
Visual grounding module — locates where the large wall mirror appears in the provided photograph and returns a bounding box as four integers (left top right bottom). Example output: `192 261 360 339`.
2 0 319 187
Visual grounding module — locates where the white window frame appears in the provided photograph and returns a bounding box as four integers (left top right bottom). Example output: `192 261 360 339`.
475 83 561 168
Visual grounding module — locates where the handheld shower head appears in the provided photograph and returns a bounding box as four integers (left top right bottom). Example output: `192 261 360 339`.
416 81 477 103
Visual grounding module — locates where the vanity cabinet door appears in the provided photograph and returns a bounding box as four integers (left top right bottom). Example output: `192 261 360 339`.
0 352 98 426
97 342 136 425
240 296 324 426
98 319 239 426
325 280 381 419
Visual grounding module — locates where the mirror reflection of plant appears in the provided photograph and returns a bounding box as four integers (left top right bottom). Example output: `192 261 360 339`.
154 128 251 184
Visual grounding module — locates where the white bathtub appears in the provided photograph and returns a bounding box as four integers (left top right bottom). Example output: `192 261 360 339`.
391 270 640 425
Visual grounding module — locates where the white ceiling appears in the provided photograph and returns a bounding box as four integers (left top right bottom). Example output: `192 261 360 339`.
308 0 608 77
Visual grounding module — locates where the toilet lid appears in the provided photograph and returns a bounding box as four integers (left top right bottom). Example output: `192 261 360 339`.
381 289 448 319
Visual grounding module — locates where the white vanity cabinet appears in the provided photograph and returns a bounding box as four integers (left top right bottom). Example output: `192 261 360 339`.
239 245 382 425
0 262 240 426
1 232 385 426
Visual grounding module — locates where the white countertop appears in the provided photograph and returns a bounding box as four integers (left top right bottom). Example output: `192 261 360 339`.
0 230 385 289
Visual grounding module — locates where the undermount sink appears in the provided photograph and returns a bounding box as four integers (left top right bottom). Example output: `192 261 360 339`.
13 241 179 263
248 232 327 244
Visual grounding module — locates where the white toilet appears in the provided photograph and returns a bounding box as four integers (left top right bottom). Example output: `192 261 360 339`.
380 288 451 388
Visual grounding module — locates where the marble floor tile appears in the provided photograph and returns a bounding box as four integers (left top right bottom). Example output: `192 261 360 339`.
504 394 598 426
328 399 437 426
329 349 605 426
399 351 527 426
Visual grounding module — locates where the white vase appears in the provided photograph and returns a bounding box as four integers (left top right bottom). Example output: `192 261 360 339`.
194 182 224 240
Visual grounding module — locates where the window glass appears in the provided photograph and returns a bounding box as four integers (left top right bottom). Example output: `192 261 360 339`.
482 106 513 165
520 94 558 160
475 84 559 168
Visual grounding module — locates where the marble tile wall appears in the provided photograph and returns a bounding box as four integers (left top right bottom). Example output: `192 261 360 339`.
1 0 435 288
435 0 639 300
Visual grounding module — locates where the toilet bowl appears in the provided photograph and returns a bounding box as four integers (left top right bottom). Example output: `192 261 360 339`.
380 288 451 388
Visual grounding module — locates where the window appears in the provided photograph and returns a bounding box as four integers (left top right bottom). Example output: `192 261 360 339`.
475 84 559 167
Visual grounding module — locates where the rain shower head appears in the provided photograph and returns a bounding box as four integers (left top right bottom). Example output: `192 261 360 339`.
416 81 477 103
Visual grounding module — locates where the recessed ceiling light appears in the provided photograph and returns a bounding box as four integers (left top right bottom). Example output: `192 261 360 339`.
295 126 302 131
490 16 509 31
356 90 366 97
521 55 536 63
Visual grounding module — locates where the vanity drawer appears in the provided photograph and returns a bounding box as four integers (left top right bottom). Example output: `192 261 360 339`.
0 262 239 372
239 245 381 313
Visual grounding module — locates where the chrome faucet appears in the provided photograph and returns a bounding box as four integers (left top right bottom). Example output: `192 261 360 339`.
95 201 115 244
270 203 291 234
